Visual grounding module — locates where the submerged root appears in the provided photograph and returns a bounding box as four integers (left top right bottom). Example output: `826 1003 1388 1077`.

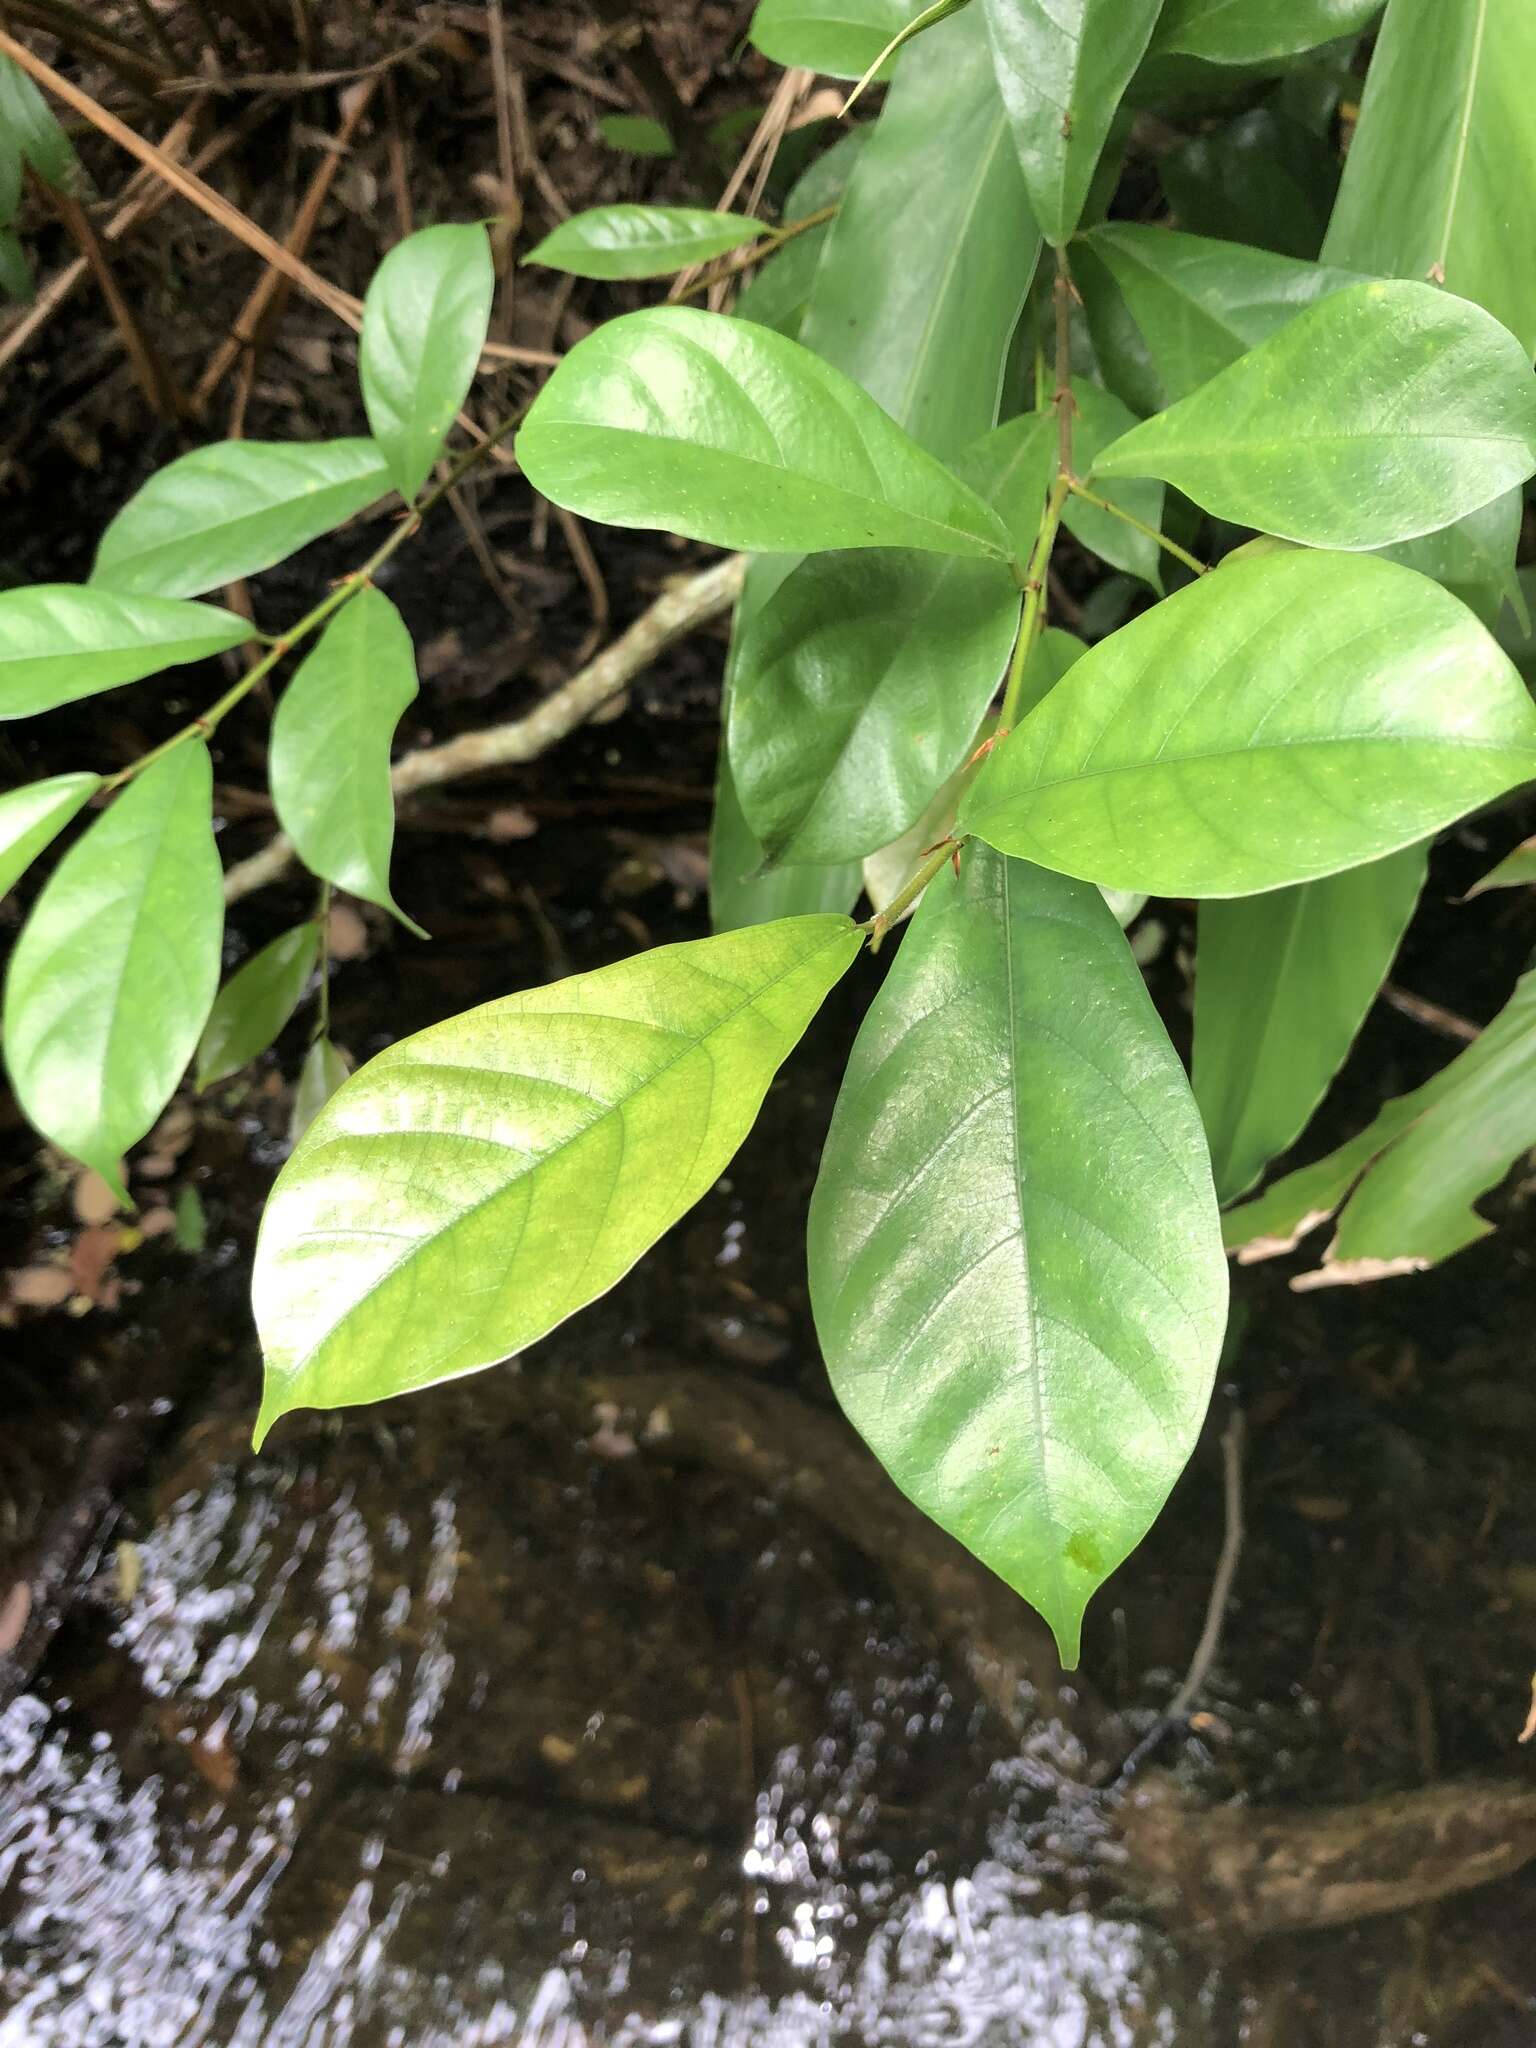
558 1369 1536 1945
1121 1775 1536 1943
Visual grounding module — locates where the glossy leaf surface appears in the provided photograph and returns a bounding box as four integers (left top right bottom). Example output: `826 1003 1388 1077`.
525 205 766 281
1193 846 1427 1204
1083 224 1367 407
1151 0 1383 65
748 0 926 78
92 440 391 600
960 551 1536 898
982 0 1162 245
269 586 421 929
0 586 256 718
360 223 495 502
797 6 1038 460
196 923 321 1091
289 1038 350 1145
731 548 1020 866
1091 281 1536 549
253 914 862 1440
3 745 222 1202
808 847 1226 1666
516 309 1010 560
0 772 99 898
1323 0 1536 356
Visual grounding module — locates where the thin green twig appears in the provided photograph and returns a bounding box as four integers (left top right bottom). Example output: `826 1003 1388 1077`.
101 407 526 793
1067 477 1209 578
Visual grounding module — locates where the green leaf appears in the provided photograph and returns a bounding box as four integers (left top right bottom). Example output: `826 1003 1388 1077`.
1151 0 1383 65
0 772 100 898
174 1183 207 1254
730 549 1020 866
1011 624 1087 723
195 923 321 1090
516 308 1011 561
360 224 495 503
253 913 862 1441
91 439 391 600
855 628 1086 923
748 0 929 79
1222 975 1535 1260
0 586 257 718
289 1036 351 1145
1465 834 1536 898
862 760 974 920
1295 973 1536 1282
0 53 79 190
735 131 866 340
596 114 674 157
2 744 222 1203
0 225 32 303
960 550 1536 898
1322 0 1536 357
981 0 1162 245
1092 281 1536 549
729 411 1065 868
1062 382 1164 588
0 122 20 225
269 585 421 930
808 846 1226 1666
842 0 976 108
525 206 767 282
1160 107 1339 261
1378 490 1521 625
797 5 1040 460
1193 846 1427 1204
710 744 863 931
710 559 864 931
719 6 1035 932
1082 224 1368 407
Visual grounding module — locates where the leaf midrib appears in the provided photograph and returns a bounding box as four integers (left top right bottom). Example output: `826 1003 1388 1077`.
534 416 1007 556
979 726 1536 813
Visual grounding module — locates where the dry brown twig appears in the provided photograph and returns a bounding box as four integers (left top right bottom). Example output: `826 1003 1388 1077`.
0 95 225 379
44 179 181 419
221 555 747 905
0 31 557 370
194 75 380 411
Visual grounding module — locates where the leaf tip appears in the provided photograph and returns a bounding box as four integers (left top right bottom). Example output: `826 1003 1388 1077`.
252 1384 285 1454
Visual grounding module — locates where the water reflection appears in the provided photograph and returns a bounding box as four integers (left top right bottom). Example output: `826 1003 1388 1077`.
0 1385 1204 2045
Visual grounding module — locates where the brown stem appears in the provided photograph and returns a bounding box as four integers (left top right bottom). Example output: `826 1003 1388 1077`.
1053 242 1077 482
